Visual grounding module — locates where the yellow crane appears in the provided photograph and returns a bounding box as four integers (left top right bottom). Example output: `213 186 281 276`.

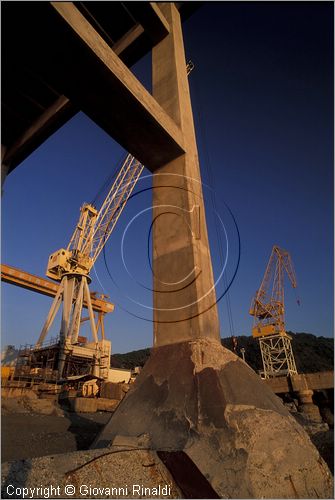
249 245 298 378
1 264 114 336
34 154 144 379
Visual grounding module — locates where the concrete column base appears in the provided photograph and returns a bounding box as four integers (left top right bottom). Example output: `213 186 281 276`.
297 389 323 422
93 339 333 498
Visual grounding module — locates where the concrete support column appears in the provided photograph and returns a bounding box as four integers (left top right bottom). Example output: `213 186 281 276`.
291 374 322 421
314 390 334 427
152 3 220 346
93 7 333 495
296 389 322 422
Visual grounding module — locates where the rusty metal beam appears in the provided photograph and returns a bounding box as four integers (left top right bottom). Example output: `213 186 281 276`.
1 263 114 315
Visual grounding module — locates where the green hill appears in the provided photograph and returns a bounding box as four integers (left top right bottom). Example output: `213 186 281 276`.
111 347 151 369
111 332 334 374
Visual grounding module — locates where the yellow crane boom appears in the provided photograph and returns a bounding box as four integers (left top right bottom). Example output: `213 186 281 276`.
1 263 114 315
249 245 297 338
47 154 144 280
33 154 144 378
249 245 298 378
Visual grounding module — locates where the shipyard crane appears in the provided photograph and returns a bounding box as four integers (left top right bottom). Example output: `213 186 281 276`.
34 154 144 378
249 245 298 378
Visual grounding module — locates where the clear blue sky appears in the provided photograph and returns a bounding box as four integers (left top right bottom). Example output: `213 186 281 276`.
2 2 333 353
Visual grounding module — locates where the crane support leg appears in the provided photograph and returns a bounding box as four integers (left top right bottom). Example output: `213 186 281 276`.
95 313 105 340
58 276 75 376
68 277 85 343
60 276 75 342
83 277 98 343
35 281 63 347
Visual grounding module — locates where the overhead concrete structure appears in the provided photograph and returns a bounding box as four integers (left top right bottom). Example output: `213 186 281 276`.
2 3 333 497
2 2 198 176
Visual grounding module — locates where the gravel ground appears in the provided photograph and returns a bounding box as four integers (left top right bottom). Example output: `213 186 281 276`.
2 404 333 477
290 412 334 473
1 411 111 463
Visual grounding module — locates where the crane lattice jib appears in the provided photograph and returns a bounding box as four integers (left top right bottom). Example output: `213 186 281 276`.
84 154 144 267
254 246 296 307
67 204 98 256
250 245 297 337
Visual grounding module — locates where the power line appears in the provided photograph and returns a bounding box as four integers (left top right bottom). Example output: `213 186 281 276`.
191 67 235 337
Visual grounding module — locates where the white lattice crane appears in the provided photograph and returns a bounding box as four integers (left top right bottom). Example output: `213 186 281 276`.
249 245 298 378
36 154 144 376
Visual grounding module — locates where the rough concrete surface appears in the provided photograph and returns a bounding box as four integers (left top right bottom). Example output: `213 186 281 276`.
97 398 120 412
1 412 111 463
68 397 98 413
94 339 333 498
2 396 64 416
1 448 182 499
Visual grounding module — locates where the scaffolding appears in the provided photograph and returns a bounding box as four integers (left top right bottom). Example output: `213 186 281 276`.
13 335 108 383
259 334 297 378
250 246 299 379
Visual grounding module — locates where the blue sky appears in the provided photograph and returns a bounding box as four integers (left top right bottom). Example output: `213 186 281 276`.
1 2 333 353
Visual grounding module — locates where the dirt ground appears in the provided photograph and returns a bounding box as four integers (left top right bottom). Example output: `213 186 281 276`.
1 400 333 474
1 411 111 463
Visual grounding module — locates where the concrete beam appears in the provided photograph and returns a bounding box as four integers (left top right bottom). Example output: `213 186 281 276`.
3 16 153 174
304 370 334 390
292 371 334 392
3 96 77 172
125 2 170 44
264 375 291 394
3 2 185 173
2 18 146 173
2 2 202 176
264 370 334 394
47 2 185 171
112 24 145 56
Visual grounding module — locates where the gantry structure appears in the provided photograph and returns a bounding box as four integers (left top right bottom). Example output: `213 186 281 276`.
2 2 198 178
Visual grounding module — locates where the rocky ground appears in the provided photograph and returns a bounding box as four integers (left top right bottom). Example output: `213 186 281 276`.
1 397 111 463
291 412 334 473
1 396 333 475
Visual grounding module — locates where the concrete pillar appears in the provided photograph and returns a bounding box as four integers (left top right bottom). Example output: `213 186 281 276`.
297 389 322 422
92 6 333 496
314 390 334 427
151 2 220 346
291 373 322 422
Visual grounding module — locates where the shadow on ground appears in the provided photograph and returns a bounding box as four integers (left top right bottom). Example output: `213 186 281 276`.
1 411 112 462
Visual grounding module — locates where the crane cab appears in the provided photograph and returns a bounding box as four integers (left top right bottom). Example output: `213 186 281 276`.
46 248 93 280
46 248 72 280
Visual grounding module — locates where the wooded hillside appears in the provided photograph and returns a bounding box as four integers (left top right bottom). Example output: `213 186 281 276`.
111 332 334 374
